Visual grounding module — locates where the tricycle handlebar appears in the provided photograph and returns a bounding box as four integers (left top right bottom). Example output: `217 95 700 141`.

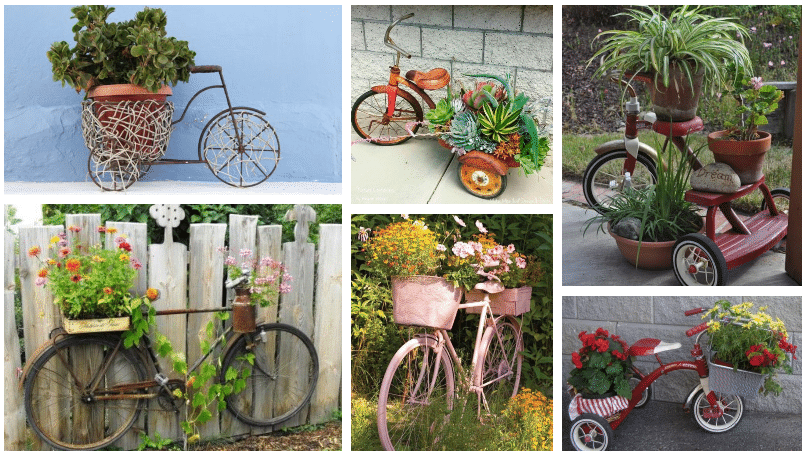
384 13 413 59
684 307 704 316
686 321 709 337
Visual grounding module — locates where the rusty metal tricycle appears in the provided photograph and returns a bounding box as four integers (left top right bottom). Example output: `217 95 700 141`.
350 13 519 198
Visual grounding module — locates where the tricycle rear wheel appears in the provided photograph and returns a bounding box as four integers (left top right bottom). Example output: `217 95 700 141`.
569 413 612 451
457 163 507 199
672 234 727 286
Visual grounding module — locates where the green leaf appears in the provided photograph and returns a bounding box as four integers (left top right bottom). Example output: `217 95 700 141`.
192 392 206 408
130 45 147 57
225 366 238 382
197 409 212 423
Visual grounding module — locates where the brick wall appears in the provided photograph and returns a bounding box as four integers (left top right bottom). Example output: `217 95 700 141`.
351 5 553 127
562 296 802 413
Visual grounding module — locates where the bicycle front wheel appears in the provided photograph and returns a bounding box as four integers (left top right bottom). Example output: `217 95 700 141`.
377 335 455 451
351 89 423 145
199 107 280 187
23 335 147 450
475 316 523 407
221 323 318 427
583 149 657 214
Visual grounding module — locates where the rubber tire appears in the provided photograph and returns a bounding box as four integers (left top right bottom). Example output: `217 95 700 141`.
760 187 790 214
457 163 507 199
198 107 280 187
690 389 744 433
474 316 523 406
583 150 658 214
351 89 423 145
672 233 728 286
629 374 651 408
221 323 318 427
24 335 147 450
377 336 455 451
569 413 613 451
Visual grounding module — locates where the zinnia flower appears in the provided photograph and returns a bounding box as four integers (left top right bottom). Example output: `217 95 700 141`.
104 287 113 295
131 258 142 270
97 226 106 233
37 268 48 278
65 258 81 273
28 246 41 257
68 225 81 233
146 288 159 300
118 241 132 252
70 275 82 283
106 227 118 234
35 277 47 287
119 253 130 262
58 247 71 258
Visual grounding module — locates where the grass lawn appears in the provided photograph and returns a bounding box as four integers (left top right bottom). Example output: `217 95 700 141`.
562 131 793 213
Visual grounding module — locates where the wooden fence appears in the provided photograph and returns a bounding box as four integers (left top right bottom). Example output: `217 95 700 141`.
5 205 342 450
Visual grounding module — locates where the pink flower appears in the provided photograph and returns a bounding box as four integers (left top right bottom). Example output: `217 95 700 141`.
506 244 515 253
751 26 757 33
516 257 527 269
436 244 447 252
225 256 236 266
401 214 409 220
453 215 466 227
769 61 774 68
781 60 786 66
750 77 763 90
130 257 142 270
239 248 252 258
452 242 474 259
279 283 292 294
763 42 772 48
481 255 499 268
35 277 47 287
475 220 487 234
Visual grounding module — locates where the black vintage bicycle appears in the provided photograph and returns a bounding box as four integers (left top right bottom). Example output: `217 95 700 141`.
83 65 280 190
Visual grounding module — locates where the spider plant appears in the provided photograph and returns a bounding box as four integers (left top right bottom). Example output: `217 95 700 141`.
588 6 752 94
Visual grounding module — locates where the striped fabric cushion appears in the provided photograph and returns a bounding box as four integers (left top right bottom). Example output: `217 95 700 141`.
568 393 629 420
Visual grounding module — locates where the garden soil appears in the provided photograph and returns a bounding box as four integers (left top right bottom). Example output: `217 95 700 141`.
194 421 341 451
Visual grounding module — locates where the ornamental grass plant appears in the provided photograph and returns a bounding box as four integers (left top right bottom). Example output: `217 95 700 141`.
705 300 797 395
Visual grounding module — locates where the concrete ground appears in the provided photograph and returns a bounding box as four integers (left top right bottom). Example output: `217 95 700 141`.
561 179 797 287
561 393 802 451
350 135 553 204
4 181 342 198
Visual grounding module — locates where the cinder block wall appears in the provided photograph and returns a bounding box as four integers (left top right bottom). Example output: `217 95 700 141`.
562 296 802 414
351 5 553 127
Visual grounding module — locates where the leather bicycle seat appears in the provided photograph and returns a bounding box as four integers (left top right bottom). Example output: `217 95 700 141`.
628 338 682 356
405 68 450 90
653 116 703 138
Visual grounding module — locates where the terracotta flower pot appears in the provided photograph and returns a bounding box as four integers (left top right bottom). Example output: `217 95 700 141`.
650 65 704 122
609 230 676 270
707 130 772 185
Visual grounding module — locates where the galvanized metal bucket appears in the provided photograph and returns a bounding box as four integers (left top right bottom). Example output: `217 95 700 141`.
707 357 765 397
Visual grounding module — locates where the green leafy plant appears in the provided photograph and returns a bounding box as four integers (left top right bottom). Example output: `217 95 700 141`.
567 328 632 398
138 432 178 451
722 63 785 141
705 300 796 395
47 5 196 94
425 97 455 127
589 6 752 94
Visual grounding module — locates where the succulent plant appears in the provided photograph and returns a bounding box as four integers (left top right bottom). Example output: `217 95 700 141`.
451 97 466 115
448 111 480 149
478 103 521 143
493 133 522 158
462 81 505 110
425 97 454 126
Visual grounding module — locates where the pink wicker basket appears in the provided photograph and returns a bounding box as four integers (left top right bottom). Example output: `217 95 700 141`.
465 286 532 316
391 275 462 330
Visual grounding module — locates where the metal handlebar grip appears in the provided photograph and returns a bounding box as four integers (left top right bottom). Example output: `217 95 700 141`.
686 322 709 337
190 65 222 73
684 308 704 316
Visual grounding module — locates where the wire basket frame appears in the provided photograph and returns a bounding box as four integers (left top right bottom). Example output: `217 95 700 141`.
81 100 175 175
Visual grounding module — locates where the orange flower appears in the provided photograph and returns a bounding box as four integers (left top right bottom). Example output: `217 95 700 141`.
103 287 113 295
146 288 159 300
65 258 81 273
106 227 118 234
37 268 48 278
27 246 41 257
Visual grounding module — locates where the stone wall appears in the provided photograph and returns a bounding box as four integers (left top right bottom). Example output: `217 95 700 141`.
351 5 553 128
562 296 802 413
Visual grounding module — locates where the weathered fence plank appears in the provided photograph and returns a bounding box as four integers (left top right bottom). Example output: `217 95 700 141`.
5 235 25 450
310 224 342 423
278 205 316 427
187 223 227 440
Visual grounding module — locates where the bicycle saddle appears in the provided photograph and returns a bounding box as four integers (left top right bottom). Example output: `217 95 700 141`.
405 68 449 90
652 116 703 138
628 338 681 356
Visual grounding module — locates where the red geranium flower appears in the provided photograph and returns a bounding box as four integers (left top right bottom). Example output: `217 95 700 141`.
749 354 765 366
594 338 609 353
572 352 583 369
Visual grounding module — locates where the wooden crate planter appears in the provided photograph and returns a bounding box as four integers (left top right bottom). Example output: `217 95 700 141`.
62 313 131 334
465 286 532 316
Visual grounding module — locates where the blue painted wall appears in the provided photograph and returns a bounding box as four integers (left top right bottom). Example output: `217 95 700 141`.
4 5 342 183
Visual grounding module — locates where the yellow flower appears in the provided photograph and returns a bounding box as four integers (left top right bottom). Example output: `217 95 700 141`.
50 235 60 244
119 253 130 262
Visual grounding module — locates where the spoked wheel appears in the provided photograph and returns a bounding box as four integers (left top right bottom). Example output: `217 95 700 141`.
377 336 455 451
691 389 744 433
351 89 423 145
23 335 147 450
628 374 651 408
87 150 140 191
569 413 613 451
222 323 318 427
457 163 507 199
761 187 790 215
672 233 728 286
474 316 523 409
199 107 280 187
583 150 657 214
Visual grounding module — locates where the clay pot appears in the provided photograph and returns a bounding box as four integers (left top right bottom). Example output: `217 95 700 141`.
650 65 704 122
707 130 771 185
610 230 676 270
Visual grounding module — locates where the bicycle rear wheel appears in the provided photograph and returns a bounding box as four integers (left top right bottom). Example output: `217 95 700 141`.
474 316 523 408
23 334 147 450
88 150 140 191
351 89 423 145
221 323 318 427
199 107 280 187
377 335 455 451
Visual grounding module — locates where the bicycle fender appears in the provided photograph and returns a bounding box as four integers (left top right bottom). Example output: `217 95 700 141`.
18 338 57 389
594 139 659 164
370 85 421 111
682 383 705 413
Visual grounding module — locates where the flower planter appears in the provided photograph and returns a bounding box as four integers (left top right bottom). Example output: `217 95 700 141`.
391 275 461 330
708 357 765 397
232 288 257 333
707 130 771 185
61 312 131 334
465 286 532 316
650 66 704 122
609 228 676 270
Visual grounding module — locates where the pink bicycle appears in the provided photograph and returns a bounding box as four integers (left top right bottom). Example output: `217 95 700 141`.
569 307 747 451
377 292 524 450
